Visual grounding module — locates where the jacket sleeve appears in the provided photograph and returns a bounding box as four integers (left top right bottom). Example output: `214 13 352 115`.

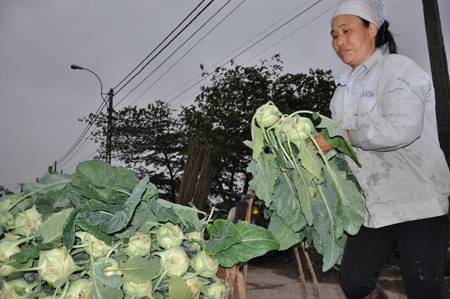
350 60 431 151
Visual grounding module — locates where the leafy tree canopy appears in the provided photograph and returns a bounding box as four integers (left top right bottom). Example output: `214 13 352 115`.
85 55 336 208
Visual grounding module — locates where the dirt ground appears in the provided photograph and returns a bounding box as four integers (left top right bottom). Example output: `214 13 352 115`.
244 246 450 299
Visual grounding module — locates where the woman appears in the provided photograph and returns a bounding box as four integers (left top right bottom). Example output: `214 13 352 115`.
316 0 450 298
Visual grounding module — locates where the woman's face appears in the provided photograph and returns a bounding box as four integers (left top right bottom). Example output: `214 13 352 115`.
331 14 377 69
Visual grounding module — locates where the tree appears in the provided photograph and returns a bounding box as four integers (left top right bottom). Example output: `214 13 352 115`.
85 100 184 201
180 56 335 209
0 185 11 197
85 56 336 208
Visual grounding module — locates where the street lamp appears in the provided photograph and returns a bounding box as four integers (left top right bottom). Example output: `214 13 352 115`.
71 64 113 164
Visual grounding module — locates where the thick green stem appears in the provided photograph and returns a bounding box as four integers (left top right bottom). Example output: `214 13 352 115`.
88 234 100 297
259 127 297 197
152 269 169 293
9 182 67 212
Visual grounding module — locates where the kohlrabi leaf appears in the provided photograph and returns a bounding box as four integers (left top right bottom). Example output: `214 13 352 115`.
270 168 304 232
39 208 73 243
36 189 73 220
321 128 361 167
169 276 193 299
91 263 123 299
297 142 323 179
156 199 204 231
211 221 279 267
101 177 149 234
204 219 242 254
293 167 315 226
312 181 342 272
118 256 160 284
251 121 265 161
268 213 305 250
247 153 277 207
324 159 365 235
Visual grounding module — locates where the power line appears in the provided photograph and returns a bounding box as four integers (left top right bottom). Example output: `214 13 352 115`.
166 0 322 105
57 1 215 167
56 101 106 164
241 1 341 67
124 0 246 107
160 0 315 102
112 0 207 91
113 0 217 96
115 0 232 107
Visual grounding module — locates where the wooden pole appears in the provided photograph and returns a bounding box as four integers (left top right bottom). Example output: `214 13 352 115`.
294 246 308 299
422 0 450 165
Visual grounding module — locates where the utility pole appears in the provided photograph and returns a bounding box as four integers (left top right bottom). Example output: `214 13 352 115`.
422 0 450 166
106 88 114 165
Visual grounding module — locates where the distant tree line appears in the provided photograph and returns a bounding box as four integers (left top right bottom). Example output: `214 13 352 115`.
84 55 336 210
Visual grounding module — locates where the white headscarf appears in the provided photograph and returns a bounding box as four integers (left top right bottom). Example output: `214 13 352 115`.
332 0 385 28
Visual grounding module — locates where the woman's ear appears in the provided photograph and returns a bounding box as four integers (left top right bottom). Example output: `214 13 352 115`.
369 23 378 39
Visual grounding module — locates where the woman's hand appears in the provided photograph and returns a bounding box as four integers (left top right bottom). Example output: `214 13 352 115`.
309 132 334 154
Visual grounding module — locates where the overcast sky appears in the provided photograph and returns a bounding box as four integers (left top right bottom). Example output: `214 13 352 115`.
1 0 449 192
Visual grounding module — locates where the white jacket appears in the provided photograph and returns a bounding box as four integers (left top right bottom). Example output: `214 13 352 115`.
330 50 450 228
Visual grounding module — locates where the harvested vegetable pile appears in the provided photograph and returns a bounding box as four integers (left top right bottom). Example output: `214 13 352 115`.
246 101 365 271
0 160 278 298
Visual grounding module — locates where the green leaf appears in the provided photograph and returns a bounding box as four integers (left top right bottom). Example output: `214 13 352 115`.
101 177 149 234
269 168 304 232
324 159 365 235
76 160 117 189
39 208 73 243
156 199 204 231
293 165 315 226
316 116 348 141
211 221 279 267
118 256 160 284
91 263 123 299
36 189 73 220
247 153 277 207
204 219 242 254
148 200 180 225
268 213 305 250
297 142 323 179
319 126 361 167
313 181 342 272
168 275 193 299
251 122 265 161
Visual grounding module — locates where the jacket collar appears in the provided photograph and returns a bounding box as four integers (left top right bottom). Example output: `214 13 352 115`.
334 49 384 86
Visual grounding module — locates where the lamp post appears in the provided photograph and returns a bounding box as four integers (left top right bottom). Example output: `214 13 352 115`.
71 64 113 164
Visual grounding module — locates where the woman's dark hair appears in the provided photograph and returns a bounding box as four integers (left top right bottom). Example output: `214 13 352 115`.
360 18 397 54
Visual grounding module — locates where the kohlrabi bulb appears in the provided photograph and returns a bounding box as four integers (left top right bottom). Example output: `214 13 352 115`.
190 251 219 278
123 280 152 299
37 248 77 284
155 246 189 277
125 232 151 257
75 231 111 258
13 205 42 236
155 223 185 249
66 279 93 299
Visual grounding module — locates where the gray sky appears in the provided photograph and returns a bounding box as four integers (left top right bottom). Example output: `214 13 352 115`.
1 0 449 192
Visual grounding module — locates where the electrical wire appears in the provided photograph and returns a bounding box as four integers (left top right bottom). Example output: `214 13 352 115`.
112 0 207 91
113 0 217 96
56 101 107 164
56 1 216 167
115 0 230 107
57 134 96 169
166 0 322 105
240 1 342 67
170 1 339 109
56 1 211 167
160 0 314 102
124 0 246 107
